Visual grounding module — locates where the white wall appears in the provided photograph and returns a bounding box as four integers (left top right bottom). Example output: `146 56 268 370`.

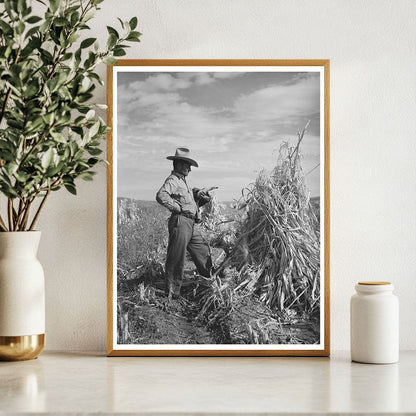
37 0 416 351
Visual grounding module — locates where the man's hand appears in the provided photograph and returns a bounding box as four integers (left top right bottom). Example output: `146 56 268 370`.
196 190 210 199
193 188 212 207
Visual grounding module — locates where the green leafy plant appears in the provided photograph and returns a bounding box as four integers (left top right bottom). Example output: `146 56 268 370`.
0 0 140 231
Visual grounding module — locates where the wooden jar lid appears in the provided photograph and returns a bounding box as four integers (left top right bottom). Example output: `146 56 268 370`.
358 281 391 285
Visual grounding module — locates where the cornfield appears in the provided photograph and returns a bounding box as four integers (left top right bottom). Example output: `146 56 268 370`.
117 123 321 344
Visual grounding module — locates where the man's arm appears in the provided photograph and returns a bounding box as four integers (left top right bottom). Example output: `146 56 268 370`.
156 178 182 213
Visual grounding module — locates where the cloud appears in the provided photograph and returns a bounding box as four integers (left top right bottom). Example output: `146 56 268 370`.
117 74 191 107
130 73 191 93
116 72 322 200
176 72 244 84
233 76 320 123
119 74 319 147
135 92 181 107
212 72 244 80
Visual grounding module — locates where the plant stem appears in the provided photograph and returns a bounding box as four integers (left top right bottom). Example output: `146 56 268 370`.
0 214 8 232
29 189 50 231
18 121 57 169
0 88 12 125
14 199 23 229
290 121 310 160
7 199 14 231
14 199 28 231
20 200 33 231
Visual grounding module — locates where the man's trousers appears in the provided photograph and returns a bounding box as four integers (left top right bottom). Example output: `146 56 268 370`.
165 214 212 296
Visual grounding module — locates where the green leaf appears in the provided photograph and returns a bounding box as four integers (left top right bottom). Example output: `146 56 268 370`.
57 85 71 100
0 20 13 35
7 119 24 129
126 33 141 42
0 141 14 152
80 37 96 49
87 157 100 166
103 56 117 65
49 0 59 13
4 0 16 19
75 93 93 103
87 147 102 156
5 162 18 176
80 76 92 92
40 49 54 64
85 109 95 120
0 183 18 198
116 17 125 29
88 72 103 85
64 183 76 195
128 30 141 39
107 33 117 49
63 147 70 160
74 148 84 159
26 15 42 24
78 171 95 181
129 17 138 30
83 9 95 23
71 126 84 136
54 17 69 27
50 131 67 143
25 117 44 134
16 21 25 35
14 171 28 183
68 33 80 44
88 120 100 138
61 52 72 61
42 112 55 125
106 26 119 39
23 83 39 98
41 148 55 169
76 160 90 169
48 76 60 92
113 47 126 57
70 11 80 26
23 6 32 17
45 165 62 177
74 115 86 126
21 37 41 56
59 29 67 47
17 0 27 14
24 25 40 39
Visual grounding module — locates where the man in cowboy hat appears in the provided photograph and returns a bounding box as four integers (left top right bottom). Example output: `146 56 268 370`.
156 148 213 300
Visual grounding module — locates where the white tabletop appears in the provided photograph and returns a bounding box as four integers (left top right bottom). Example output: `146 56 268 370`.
0 350 415 415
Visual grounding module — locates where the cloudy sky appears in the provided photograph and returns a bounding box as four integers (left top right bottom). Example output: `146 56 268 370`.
115 69 322 202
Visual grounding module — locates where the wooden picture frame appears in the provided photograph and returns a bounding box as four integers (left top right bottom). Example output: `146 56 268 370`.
107 60 330 356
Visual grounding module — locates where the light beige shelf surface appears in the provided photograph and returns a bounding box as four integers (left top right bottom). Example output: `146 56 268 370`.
0 350 415 415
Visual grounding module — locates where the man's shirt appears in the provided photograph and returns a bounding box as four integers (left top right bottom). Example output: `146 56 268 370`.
156 171 198 215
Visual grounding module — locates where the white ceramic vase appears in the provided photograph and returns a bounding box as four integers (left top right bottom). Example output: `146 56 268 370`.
0 231 45 361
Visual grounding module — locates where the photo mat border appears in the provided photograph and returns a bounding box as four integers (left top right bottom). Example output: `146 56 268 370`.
107 59 330 357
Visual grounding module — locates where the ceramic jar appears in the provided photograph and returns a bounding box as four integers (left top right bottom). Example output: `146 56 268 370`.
0 231 45 361
350 281 399 364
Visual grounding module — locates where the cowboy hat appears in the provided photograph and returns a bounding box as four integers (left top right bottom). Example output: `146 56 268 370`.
166 147 198 167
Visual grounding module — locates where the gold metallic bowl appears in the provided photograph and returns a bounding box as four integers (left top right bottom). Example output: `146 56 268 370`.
0 334 45 361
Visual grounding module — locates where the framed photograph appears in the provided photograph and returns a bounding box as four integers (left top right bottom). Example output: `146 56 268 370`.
107 60 330 356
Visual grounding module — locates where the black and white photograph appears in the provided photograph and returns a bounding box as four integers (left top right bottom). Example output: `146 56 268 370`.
107 60 329 355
